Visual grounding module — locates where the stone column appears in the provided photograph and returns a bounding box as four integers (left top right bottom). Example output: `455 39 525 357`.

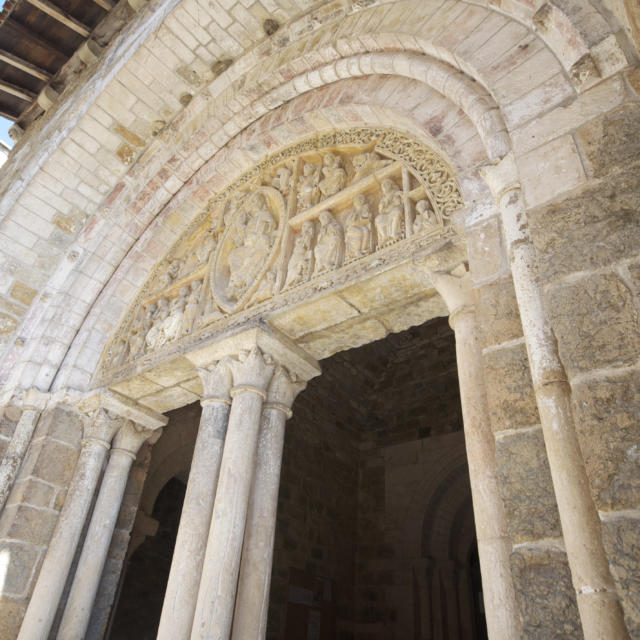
232 366 305 640
0 388 50 511
482 155 630 640
429 269 522 640
157 360 233 640
17 407 124 640
58 420 162 640
190 347 274 640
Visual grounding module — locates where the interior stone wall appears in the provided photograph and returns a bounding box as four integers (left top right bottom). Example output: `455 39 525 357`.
267 318 478 640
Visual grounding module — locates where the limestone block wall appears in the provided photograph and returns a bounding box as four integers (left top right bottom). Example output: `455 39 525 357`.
527 97 640 639
0 405 83 639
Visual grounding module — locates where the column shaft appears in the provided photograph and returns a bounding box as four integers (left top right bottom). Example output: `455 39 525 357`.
0 390 49 511
58 421 154 640
191 348 273 640
157 399 230 640
17 410 121 640
451 308 521 640
232 406 288 639
482 154 629 640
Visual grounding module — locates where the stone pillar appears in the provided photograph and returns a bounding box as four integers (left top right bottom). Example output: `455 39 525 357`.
232 366 305 640
58 419 162 640
429 268 522 640
190 347 274 639
0 388 49 511
187 327 320 640
17 407 123 640
481 154 629 640
157 360 233 640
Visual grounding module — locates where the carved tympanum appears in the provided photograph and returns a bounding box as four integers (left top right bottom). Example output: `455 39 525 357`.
102 128 464 375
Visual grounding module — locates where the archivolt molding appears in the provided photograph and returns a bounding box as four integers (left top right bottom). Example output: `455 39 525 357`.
98 127 463 384
3 0 629 393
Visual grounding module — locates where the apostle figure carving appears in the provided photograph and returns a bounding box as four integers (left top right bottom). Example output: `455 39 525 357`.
226 193 277 300
345 194 373 260
319 152 346 199
128 303 156 358
413 199 437 234
314 210 344 274
285 220 315 288
163 290 187 343
181 280 202 335
376 178 404 247
297 162 320 210
272 166 292 195
145 298 170 350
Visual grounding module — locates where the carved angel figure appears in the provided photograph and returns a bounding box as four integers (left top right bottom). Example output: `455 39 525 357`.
319 153 346 199
376 178 404 247
314 210 344 274
296 162 320 210
351 151 392 182
272 166 292 195
128 303 156 358
145 298 170 351
226 193 276 300
285 220 315 288
158 259 182 289
413 199 437 234
345 194 373 260
181 280 202 335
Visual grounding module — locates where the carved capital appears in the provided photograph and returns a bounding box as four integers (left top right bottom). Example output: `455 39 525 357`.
479 152 520 204
428 266 474 323
21 388 51 412
112 420 159 458
196 359 233 404
265 366 306 415
229 347 275 393
83 408 125 447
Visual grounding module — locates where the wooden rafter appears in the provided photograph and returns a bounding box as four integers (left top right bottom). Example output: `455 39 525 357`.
24 0 91 37
0 79 36 102
89 0 114 11
5 19 70 58
0 48 50 81
0 109 18 121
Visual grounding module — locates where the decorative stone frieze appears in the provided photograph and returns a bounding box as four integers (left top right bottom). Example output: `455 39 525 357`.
100 128 463 383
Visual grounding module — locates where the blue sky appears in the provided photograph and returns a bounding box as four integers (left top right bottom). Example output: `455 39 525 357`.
0 116 13 148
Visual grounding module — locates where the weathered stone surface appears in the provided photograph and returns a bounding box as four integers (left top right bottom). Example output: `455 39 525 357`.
466 217 505 283
495 428 561 542
0 504 58 546
547 272 640 376
529 164 640 282
475 276 523 348
573 371 640 511
483 342 539 431
510 544 582 639
19 438 78 488
0 597 26 640
0 541 40 597
7 478 55 509
376 293 448 335
601 516 640 639
575 104 640 178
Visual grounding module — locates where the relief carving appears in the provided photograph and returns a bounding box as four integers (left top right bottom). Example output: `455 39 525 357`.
376 178 404 247
345 194 373 261
103 128 464 376
314 211 344 275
